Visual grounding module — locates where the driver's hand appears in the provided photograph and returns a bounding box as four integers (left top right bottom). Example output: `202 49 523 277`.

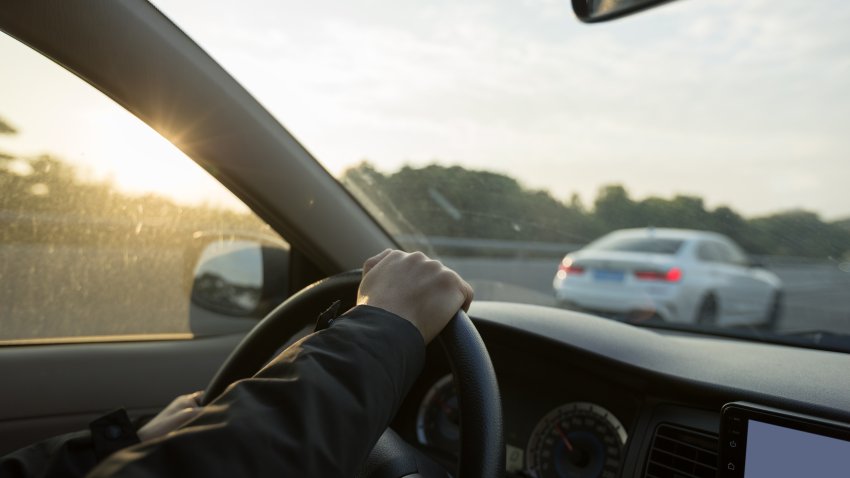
137 391 204 442
358 249 473 343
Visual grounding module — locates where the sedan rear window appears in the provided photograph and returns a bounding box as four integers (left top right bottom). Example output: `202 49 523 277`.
588 237 684 255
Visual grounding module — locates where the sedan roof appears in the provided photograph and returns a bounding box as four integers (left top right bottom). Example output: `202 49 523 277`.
606 228 728 242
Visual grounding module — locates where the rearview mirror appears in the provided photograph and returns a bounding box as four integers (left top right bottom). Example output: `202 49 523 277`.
572 0 676 23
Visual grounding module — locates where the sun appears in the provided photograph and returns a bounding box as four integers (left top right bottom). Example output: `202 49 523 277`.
82 104 249 212
0 31 248 213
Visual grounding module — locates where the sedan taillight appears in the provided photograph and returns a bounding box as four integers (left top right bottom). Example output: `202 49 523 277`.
634 267 682 282
556 259 585 279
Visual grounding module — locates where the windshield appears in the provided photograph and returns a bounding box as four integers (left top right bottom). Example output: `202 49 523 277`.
155 0 850 347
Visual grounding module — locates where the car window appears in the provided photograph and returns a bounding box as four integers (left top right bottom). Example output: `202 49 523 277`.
708 242 734 264
587 237 684 255
696 242 718 262
0 32 288 345
701 240 748 266
719 241 749 266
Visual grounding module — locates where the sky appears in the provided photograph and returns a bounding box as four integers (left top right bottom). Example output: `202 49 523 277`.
2 0 849 219
0 33 247 211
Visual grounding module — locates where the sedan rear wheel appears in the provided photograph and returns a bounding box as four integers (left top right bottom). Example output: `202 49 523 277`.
761 291 783 331
696 295 718 325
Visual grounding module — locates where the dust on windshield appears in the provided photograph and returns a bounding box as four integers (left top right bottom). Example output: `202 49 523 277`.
153 0 850 344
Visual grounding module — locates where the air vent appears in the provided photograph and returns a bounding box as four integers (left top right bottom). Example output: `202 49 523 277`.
645 424 718 478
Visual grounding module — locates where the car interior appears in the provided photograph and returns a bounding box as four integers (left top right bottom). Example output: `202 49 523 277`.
2 1 850 477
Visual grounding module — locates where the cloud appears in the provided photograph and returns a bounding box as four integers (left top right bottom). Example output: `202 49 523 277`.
155 0 850 218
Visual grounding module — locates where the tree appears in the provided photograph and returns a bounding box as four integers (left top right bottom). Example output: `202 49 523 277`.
341 161 850 259
593 185 638 230
342 162 604 243
0 125 269 245
749 211 850 258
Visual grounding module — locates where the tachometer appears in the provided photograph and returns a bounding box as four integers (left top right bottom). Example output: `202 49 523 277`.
526 402 627 478
416 374 460 455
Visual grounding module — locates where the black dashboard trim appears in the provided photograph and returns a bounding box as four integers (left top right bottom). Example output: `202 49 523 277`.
402 301 850 477
468 301 850 430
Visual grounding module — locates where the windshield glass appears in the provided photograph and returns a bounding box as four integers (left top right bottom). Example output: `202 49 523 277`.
154 0 850 347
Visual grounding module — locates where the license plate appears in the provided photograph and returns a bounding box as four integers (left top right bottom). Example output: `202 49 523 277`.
593 269 625 282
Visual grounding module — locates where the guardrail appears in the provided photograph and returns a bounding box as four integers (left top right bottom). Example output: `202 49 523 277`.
0 215 845 269
398 235 847 269
397 235 582 258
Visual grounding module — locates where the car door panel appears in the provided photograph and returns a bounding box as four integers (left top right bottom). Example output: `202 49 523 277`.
718 242 772 322
0 334 243 455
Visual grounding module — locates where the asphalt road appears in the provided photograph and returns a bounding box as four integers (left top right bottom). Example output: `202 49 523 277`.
3 247 848 342
443 257 850 335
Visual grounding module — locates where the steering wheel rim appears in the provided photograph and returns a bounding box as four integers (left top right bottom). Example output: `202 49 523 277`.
201 270 504 478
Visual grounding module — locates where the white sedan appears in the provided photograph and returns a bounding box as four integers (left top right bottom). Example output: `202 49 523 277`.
553 228 783 326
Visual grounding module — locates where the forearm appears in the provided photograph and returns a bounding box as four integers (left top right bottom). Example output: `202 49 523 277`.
87 305 425 478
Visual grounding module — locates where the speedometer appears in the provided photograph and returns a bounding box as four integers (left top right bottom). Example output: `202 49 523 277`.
526 402 627 478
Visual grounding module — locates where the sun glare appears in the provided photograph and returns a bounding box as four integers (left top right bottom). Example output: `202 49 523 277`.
88 106 249 211
0 30 248 213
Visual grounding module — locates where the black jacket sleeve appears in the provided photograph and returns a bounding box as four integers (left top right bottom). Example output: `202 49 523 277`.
0 410 140 478
0 431 96 478
86 305 426 477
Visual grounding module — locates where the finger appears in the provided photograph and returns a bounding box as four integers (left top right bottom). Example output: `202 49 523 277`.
363 249 394 276
443 268 473 312
171 407 204 427
169 392 202 412
160 395 190 415
460 279 474 312
189 390 204 406
158 408 201 434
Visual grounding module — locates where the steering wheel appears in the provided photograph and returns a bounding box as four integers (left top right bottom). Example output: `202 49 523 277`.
200 270 504 478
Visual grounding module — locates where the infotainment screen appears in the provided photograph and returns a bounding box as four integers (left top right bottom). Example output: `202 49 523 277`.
719 402 850 478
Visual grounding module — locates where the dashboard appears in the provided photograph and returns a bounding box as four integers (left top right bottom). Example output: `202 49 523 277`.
391 301 850 478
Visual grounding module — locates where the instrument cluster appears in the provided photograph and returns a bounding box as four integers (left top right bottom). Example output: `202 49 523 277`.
416 373 633 478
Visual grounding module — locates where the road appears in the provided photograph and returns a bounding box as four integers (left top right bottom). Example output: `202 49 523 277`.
443 257 850 335
3 245 848 342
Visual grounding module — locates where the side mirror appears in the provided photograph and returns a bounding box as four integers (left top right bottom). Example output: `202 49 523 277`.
190 235 289 319
749 257 767 269
572 0 676 23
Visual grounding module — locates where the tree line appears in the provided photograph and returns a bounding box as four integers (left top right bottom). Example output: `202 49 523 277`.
2 109 847 260
342 162 850 259
0 116 270 246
